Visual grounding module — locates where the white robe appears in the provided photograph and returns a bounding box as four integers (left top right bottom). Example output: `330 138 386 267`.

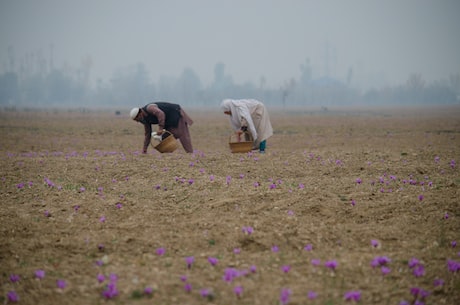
221 99 273 147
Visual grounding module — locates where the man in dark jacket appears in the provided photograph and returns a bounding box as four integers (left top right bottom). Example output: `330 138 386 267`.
130 102 194 153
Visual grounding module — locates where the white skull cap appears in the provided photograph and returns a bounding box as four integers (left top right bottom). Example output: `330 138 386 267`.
129 107 140 119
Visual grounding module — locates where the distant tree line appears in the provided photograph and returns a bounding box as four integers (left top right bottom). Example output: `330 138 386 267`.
0 52 459 108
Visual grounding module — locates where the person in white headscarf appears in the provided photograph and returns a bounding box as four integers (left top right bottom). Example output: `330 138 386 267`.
221 99 273 153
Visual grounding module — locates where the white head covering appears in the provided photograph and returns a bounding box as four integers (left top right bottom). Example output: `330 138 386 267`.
220 99 258 141
130 107 140 120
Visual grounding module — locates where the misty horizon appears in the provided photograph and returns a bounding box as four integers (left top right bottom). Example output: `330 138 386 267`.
1 0 460 92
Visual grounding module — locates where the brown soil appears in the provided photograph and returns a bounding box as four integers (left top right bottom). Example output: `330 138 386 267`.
1 106 459 305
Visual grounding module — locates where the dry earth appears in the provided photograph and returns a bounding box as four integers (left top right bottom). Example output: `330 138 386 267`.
1 106 459 305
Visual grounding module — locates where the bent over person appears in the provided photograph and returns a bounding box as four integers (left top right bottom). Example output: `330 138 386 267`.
221 99 273 153
130 102 194 153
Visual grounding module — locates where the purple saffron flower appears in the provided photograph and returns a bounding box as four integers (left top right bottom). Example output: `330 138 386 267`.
144 286 153 295
56 279 67 289
102 282 119 299
281 265 291 273
381 266 391 275
371 239 379 248
410 287 422 298
371 256 391 268
451 240 457 248
98 244 105 251
35 269 45 279
99 216 106 223
233 248 241 254
408 257 420 269
9 274 20 283
188 179 194 185
418 194 424 201
269 183 277 189
97 273 105 283
184 283 192 293
226 175 232 185
185 256 195 269
200 288 210 298
180 275 187 282
208 256 219 266
7 291 19 302
280 288 291 305
344 290 361 302
304 244 313 251
242 226 254 235
16 183 24 189
44 210 50 217
299 183 305 189
311 259 321 267
115 203 122 209
399 301 410 305
287 210 294 216
355 178 362 184
324 260 338 270
156 247 166 256
433 278 444 287
308 290 318 300
450 159 456 168
234 285 243 297
413 264 425 277
434 156 440 163
223 268 239 283
209 175 215 182
250 265 257 273
271 245 279 252
79 187 85 192
447 259 460 272
444 212 449 219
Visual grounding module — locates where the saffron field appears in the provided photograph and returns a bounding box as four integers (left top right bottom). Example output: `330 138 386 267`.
1 106 459 305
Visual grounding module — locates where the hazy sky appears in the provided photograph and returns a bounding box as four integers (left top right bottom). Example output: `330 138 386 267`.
1 0 459 89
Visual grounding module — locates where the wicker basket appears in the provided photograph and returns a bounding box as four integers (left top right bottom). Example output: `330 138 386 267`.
151 131 179 153
229 131 254 153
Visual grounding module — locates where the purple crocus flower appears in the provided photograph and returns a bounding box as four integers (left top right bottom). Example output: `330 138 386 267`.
97 273 105 283
280 288 291 305
281 265 291 273
156 247 166 256
56 279 67 289
208 257 219 266
324 260 338 270
102 282 119 299
185 256 195 269
447 259 460 272
308 290 318 299
200 288 211 298
311 259 321 267
433 278 444 287
371 239 379 248
234 285 243 297
184 283 192 293
271 245 279 252
35 269 45 279
413 264 425 277
304 244 313 251
144 286 153 295
344 290 361 302
7 291 19 302
9 274 20 283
